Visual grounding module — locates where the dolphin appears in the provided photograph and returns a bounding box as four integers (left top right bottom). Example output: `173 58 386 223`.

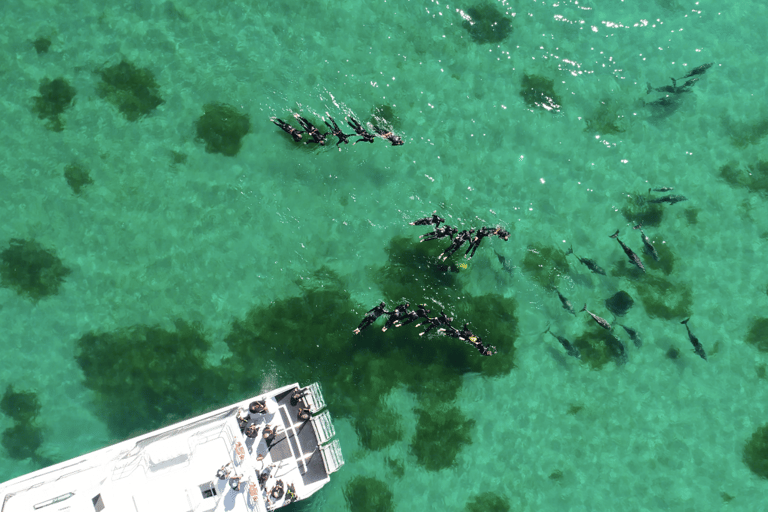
676 63 713 81
610 230 646 273
681 318 707 361
544 325 581 359
605 333 628 364
566 246 606 275
633 224 660 262
581 304 611 330
648 194 688 204
618 324 642 348
554 288 576 315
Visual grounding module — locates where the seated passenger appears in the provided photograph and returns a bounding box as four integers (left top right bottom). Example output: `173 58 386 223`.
285 483 298 503
249 400 267 415
270 480 285 500
245 424 259 438
290 389 307 406
216 462 232 480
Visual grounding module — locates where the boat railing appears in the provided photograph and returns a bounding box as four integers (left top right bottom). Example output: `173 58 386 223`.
303 382 326 413
309 411 335 445
319 439 344 474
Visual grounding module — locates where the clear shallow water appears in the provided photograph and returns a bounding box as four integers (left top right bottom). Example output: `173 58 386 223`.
1 0 768 510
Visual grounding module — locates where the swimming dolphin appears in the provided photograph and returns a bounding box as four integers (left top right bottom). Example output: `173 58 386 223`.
681 318 707 361
495 250 514 276
633 224 660 262
581 304 612 330
618 324 642 348
605 333 628 363
648 194 688 204
554 288 576 315
651 187 674 192
647 79 695 95
676 63 713 81
544 325 581 359
610 230 646 273
566 246 606 275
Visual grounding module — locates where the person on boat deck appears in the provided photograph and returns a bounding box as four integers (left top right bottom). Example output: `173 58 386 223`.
258 469 270 488
286 483 298 503
298 407 311 421
353 302 390 334
263 425 277 442
229 475 242 491
249 400 267 415
290 388 307 406
236 410 248 432
270 480 285 500
245 424 259 438
216 463 232 479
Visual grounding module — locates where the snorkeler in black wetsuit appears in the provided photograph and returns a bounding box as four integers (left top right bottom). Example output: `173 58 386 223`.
439 229 475 261
382 303 410 332
393 304 431 328
438 325 463 338
420 225 457 243
495 228 510 241
347 117 376 144
353 302 390 334
411 211 445 228
478 344 498 356
272 118 304 142
417 311 452 337
373 125 404 146
294 114 327 145
324 116 353 146
464 226 499 260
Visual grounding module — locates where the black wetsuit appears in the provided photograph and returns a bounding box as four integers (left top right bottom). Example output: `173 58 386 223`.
478 344 497 356
441 326 463 338
348 117 376 144
495 228 510 241
373 125 404 145
295 115 327 145
382 303 410 331
440 229 475 261
420 311 452 336
420 225 457 243
412 212 445 228
395 305 430 327
354 302 390 333
324 116 353 146
273 118 304 142
465 227 498 260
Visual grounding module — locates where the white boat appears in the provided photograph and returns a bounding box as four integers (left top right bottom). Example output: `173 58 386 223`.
0 382 344 512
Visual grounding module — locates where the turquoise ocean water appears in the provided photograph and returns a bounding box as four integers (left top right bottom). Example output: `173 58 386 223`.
2 0 768 510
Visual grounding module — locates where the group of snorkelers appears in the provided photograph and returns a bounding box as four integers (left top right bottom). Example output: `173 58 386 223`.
353 301 498 356
273 113 404 146
411 211 510 261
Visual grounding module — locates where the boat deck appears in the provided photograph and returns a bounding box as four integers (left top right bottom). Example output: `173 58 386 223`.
0 383 343 512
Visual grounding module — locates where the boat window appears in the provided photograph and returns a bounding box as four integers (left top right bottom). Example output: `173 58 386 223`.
92 494 105 511
32 493 75 510
199 481 218 499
